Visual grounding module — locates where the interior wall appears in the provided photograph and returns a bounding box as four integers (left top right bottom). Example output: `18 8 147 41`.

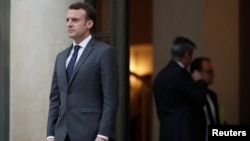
129 0 152 44
202 0 239 124
153 0 240 140
153 0 202 74
152 0 202 140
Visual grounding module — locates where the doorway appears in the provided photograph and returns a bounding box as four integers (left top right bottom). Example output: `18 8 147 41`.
129 0 153 140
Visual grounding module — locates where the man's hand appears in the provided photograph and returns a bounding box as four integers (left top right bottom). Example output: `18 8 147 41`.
95 136 108 141
191 70 202 82
47 138 55 141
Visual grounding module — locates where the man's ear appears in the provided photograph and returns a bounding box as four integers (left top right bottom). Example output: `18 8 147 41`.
86 20 94 29
183 52 190 59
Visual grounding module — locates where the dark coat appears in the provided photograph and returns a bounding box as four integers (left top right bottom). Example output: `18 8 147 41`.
153 60 207 141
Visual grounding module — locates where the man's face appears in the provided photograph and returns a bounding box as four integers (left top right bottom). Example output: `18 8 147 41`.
201 60 214 85
66 9 93 43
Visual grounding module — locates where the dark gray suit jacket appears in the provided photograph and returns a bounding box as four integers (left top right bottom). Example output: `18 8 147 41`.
153 60 207 141
47 38 119 141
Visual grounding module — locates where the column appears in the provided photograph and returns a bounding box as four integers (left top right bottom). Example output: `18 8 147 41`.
10 0 80 140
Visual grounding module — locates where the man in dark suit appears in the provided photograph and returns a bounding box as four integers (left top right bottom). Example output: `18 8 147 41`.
190 57 221 125
46 2 119 141
153 36 208 141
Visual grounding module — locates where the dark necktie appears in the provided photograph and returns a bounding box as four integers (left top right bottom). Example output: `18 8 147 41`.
66 45 81 81
206 98 215 125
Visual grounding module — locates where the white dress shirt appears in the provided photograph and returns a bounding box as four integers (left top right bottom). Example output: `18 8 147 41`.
176 61 185 68
65 35 92 68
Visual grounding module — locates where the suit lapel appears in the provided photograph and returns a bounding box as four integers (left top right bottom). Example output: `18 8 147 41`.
68 38 96 85
59 46 72 85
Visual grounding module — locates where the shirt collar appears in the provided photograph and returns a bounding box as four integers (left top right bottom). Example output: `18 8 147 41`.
176 61 185 68
73 35 92 48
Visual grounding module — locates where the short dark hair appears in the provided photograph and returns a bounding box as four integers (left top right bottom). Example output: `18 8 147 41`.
171 36 196 59
69 2 96 25
190 57 210 73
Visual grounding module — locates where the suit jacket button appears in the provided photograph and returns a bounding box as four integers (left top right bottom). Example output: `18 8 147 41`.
67 107 71 110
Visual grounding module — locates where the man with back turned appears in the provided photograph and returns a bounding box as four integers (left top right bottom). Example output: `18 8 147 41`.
153 36 207 141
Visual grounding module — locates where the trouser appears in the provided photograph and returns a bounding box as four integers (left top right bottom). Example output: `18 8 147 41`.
64 134 71 141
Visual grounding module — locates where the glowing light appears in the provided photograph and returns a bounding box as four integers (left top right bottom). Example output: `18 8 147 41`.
130 44 153 76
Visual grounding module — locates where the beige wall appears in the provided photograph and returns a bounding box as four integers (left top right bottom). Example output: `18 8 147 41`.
153 0 239 140
10 0 80 140
202 0 239 124
153 0 202 71
152 0 202 140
